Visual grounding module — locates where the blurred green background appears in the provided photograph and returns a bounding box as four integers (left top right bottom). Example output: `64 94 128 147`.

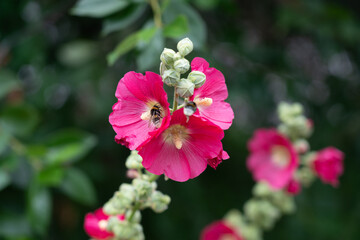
0 0 359 239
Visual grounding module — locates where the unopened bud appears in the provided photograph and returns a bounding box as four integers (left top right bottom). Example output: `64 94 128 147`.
188 71 206 88
176 78 195 98
112 220 143 239
173 52 182 62
160 48 176 65
174 58 190 74
125 151 143 169
159 62 169 76
149 191 171 213
177 38 193 56
162 69 180 87
132 179 153 199
125 210 142 223
294 139 309 154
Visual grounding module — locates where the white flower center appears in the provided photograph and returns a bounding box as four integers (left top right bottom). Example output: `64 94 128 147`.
98 220 108 230
163 124 189 150
271 145 290 167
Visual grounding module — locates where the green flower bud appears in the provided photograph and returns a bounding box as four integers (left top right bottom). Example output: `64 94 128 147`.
269 191 295 214
132 179 153 199
103 201 125 215
188 71 206 88
120 183 136 200
149 191 171 213
125 210 142 223
296 166 316 187
160 48 176 65
125 150 143 169
252 182 273 197
162 69 180 87
176 78 195 98
111 220 143 240
224 209 243 229
241 224 262 240
173 52 182 62
177 38 193 56
159 62 169 76
174 58 190 74
244 199 280 230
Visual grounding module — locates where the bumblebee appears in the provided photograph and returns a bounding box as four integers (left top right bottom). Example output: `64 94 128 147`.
149 103 163 128
184 101 197 117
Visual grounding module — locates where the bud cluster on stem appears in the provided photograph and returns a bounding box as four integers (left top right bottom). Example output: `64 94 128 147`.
160 38 206 114
102 151 171 240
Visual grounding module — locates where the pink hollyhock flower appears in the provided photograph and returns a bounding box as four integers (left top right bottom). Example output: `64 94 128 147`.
109 71 171 150
200 220 243 240
286 178 301 195
138 109 226 182
247 129 299 190
189 57 234 130
208 150 230 169
84 208 124 240
312 147 344 187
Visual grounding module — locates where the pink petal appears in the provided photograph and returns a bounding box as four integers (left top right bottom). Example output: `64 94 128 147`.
109 71 170 150
194 101 234 130
139 110 224 182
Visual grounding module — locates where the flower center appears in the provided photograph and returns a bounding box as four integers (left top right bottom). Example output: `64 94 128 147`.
194 97 213 107
163 124 189 149
271 145 290 167
98 220 108 231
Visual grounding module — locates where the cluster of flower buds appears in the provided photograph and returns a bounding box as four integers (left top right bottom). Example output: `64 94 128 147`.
84 151 171 240
201 102 344 240
160 38 206 99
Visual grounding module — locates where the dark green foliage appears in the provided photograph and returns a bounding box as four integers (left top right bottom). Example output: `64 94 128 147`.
0 0 359 239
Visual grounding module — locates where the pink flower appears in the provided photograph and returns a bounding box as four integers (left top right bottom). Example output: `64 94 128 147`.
286 178 301 195
312 147 344 187
84 208 124 240
200 220 243 240
247 129 299 190
189 57 234 130
138 110 226 182
109 71 171 150
208 150 230 169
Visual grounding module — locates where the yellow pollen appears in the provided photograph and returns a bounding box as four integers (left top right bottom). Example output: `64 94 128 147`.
163 124 188 150
98 220 108 230
140 111 151 121
194 97 213 107
271 145 290 167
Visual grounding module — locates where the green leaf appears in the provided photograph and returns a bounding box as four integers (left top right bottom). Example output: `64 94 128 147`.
102 3 147 36
163 15 189 38
27 183 52 235
0 104 39 137
60 167 96 206
0 214 31 238
0 70 21 99
163 0 206 48
71 0 130 18
0 127 10 155
44 129 97 166
36 167 64 187
137 29 164 72
0 170 10 191
107 27 157 65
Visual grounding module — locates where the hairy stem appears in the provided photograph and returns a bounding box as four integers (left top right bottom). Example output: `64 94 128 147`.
149 0 163 28
173 87 178 112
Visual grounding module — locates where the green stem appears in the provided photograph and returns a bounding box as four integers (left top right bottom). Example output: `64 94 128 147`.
128 202 141 222
173 87 178 112
149 0 163 28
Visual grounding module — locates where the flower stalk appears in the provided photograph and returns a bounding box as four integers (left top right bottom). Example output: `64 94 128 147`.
148 0 162 28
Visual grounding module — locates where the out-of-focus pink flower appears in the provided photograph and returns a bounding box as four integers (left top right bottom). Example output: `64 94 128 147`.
312 147 344 187
109 71 171 150
138 110 226 182
84 208 124 240
286 178 301 195
200 220 243 240
190 57 234 130
247 129 299 190
208 150 229 169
